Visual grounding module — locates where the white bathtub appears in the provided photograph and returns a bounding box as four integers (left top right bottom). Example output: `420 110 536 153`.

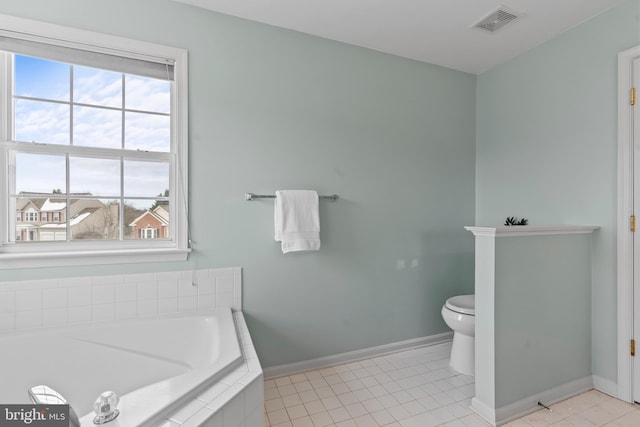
0 308 243 427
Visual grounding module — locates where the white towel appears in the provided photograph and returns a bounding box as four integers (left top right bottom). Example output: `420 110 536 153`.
274 190 320 253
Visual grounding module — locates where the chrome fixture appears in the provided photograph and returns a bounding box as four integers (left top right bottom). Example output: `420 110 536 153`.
245 192 339 201
93 391 120 425
28 385 80 427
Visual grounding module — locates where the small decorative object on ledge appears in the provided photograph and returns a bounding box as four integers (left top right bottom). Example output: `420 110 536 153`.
504 216 528 226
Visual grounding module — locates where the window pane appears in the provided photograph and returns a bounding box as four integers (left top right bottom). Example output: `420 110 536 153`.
125 112 170 152
16 153 66 194
125 75 170 113
15 99 70 144
14 55 70 101
73 106 122 148
71 199 120 241
125 199 170 240
69 157 120 197
73 65 122 108
15 196 67 242
123 160 169 197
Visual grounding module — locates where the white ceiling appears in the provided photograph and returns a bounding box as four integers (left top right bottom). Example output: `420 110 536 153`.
173 0 625 74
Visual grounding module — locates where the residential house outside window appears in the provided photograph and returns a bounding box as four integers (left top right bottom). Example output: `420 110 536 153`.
0 15 189 268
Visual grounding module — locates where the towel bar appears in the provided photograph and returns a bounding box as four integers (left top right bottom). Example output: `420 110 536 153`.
245 192 339 201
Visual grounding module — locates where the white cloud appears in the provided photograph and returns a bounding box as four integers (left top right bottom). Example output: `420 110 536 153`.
16 153 66 193
125 75 170 113
125 112 170 151
73 106 122 148
15 100 69 145
14 61 171 200
74 66 122 107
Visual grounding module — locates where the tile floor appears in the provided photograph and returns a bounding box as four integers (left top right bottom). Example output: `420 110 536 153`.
263 342 640 427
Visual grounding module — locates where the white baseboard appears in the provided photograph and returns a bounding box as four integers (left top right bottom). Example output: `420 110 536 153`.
263 332 453 379
592 375 618 398
473 376 594 426
471 397 497 425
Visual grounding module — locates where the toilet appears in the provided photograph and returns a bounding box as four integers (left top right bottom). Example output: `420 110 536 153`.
441 294 475 376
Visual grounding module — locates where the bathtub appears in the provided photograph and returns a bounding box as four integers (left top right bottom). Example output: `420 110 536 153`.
0 307 243 427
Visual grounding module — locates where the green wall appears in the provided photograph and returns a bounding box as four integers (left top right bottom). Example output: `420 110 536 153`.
473 231 593 413
0 0 476 367
476 0 640 385
5 0 633 379
493 234 592 407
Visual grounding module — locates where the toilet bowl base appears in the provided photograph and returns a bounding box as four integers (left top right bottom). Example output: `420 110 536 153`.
450 332 474 376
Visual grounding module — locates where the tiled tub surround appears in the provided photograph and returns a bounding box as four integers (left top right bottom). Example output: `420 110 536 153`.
160 312 264 427
2 308 240 425
0 267 264 427
0 267 242 330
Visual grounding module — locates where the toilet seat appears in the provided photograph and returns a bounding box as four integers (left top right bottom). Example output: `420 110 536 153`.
445 294 475 316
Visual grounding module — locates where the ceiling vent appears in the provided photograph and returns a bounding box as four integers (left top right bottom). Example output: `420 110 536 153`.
472 5 524 33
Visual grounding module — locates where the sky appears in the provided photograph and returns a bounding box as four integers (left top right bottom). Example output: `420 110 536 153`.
13 55 171 205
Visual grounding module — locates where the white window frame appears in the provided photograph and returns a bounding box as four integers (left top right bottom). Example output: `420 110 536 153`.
0 14 189 269
141 227 159 239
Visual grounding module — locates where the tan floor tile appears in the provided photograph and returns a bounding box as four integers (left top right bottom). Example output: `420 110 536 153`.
503 418 533 426
328 406 352 423
605 409 640 426
303 400 325 415
599 398 637 417
579 404 629 425
274 377 292 387
268 408 291 425
309 411 333 427
547 421 576 427
288 373 308 384
285 404 308 420
352 414 378 427
290 416 314 427
282 393 303 407
530 408 570 425
263 344 637 427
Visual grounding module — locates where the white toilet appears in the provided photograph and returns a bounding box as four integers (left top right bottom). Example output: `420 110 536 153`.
441 294 475 376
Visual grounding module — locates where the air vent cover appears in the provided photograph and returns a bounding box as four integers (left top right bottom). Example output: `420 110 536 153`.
472 6 524 33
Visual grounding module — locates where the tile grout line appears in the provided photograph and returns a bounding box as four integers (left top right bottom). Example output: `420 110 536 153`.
262 343 640 427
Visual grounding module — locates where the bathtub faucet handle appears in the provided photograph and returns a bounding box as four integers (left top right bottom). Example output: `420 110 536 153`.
93 391 120 425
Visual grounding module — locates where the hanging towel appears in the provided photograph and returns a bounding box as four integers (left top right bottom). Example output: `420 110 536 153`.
274 190 320 253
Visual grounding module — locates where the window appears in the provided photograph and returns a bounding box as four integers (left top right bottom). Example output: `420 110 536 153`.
0 14 189 268
140 228 159 239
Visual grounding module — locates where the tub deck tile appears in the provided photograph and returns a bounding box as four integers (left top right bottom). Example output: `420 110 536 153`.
169 398 208 424
163 310 263 426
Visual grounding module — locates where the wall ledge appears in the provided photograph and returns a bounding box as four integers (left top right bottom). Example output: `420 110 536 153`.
464 225 599 237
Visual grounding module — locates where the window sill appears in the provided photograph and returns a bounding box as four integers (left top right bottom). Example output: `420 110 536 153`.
0 247 190 269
